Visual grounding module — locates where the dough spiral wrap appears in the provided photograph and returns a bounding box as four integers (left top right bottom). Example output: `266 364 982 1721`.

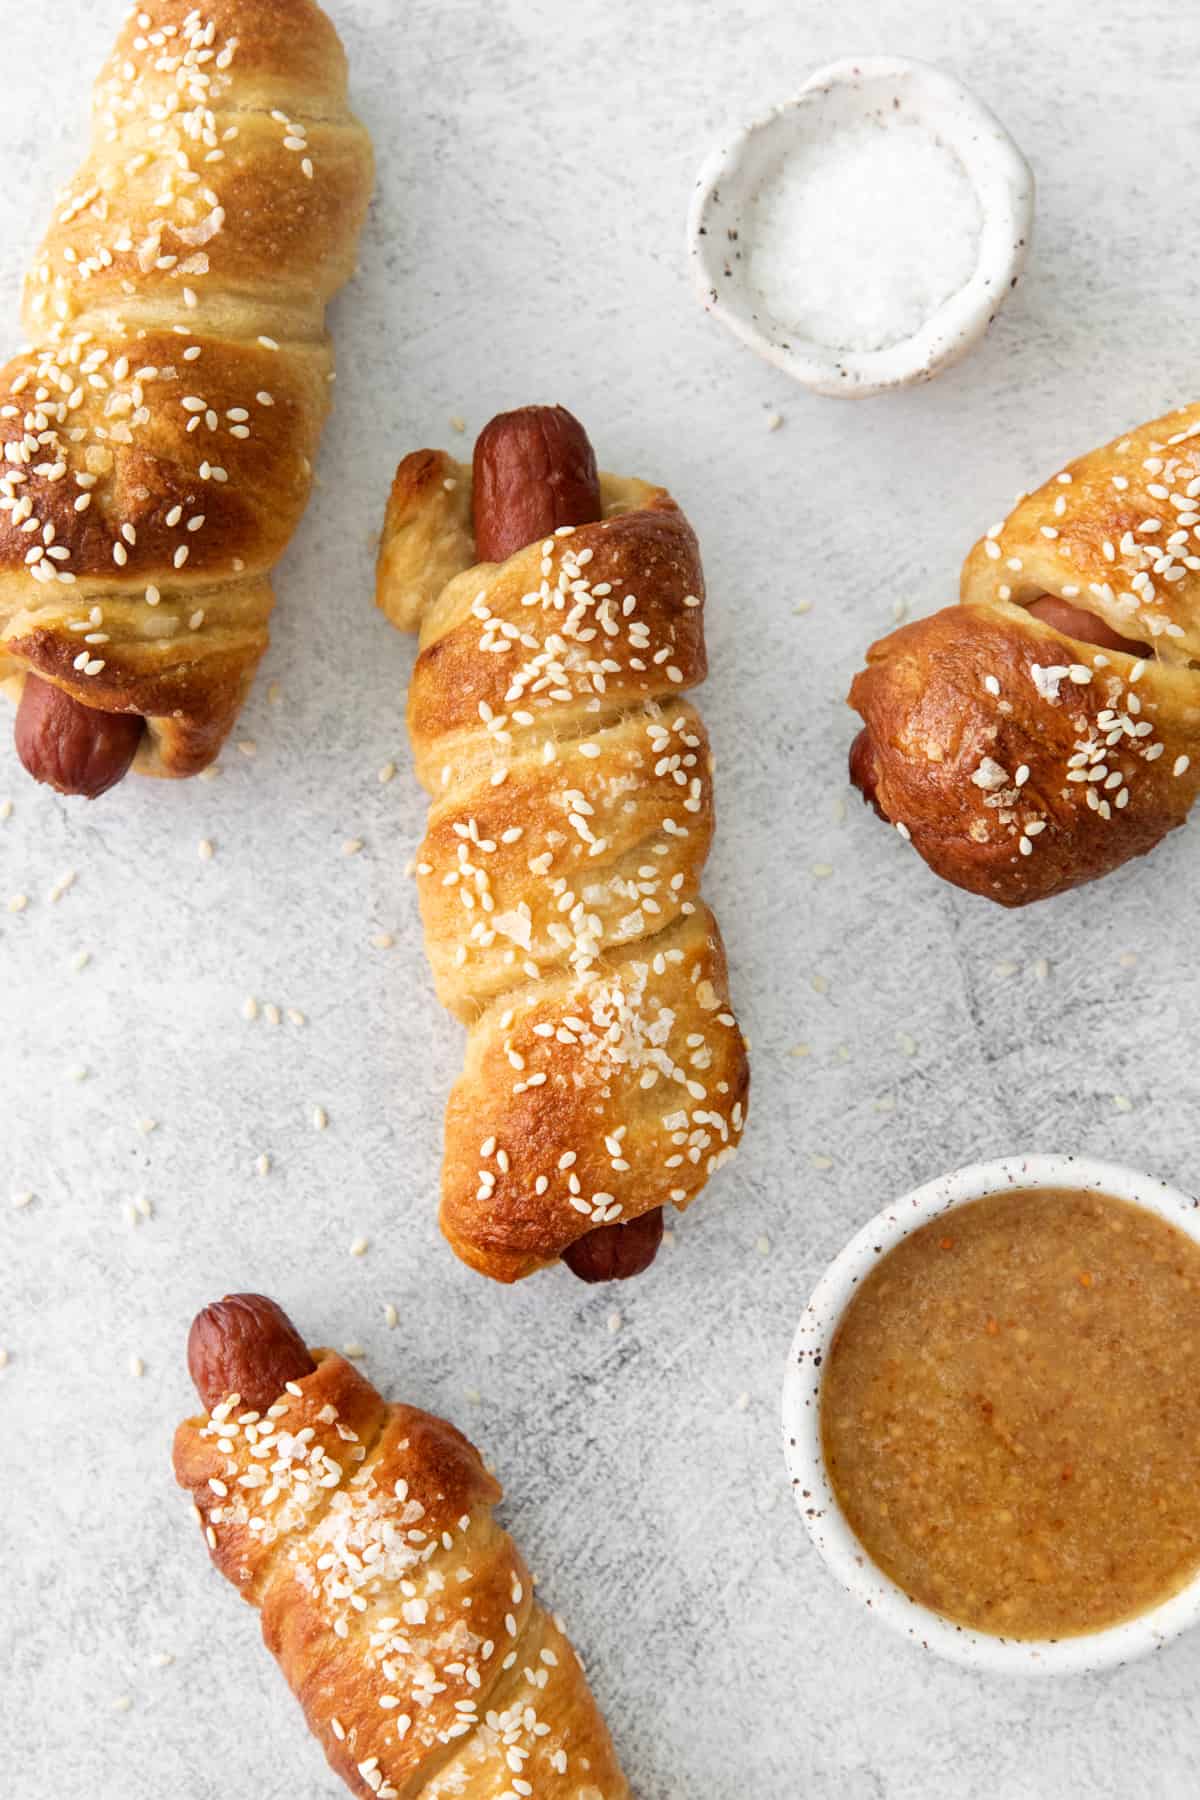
0 0 373 780
175 1318 628 1799
849 403 1200 906
377 438 749 1282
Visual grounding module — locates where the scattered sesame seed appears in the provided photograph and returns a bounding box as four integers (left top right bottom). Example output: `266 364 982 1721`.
896 1031 918 1056
197 839 214 861
255 1154 271 1177
607 1311 622 1333
11 1192 34 1210
312 1105 328 1131
384 1302 398 1329
755 1235 771 1257
349 1237 368 1257
129 1354 145 1378
1112 1094 1133 1113
342 838 364 856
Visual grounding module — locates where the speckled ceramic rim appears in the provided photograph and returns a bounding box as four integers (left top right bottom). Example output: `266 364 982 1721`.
688 56 1035 397
781 1153 1200 1674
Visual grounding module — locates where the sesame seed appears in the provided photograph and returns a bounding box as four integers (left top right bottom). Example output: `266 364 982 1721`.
349 1236 368 1257
197 839 214 861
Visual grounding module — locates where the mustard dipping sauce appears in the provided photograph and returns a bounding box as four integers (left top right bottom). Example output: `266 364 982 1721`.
820 1187 1200 1639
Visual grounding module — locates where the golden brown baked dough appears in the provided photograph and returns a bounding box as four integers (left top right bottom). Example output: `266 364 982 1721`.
175 1296 628 1799
376 427 749 1282
849 404 1200 905
0 0 373 783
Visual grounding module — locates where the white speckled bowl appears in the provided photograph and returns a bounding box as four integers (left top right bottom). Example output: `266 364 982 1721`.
782 1153 1200 1673
688 57 1035 397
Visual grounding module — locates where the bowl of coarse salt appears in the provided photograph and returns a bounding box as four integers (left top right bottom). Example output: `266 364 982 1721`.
688 56 1034 397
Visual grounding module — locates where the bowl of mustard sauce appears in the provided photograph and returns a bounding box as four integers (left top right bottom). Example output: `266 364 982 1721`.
782 1154 1200 1672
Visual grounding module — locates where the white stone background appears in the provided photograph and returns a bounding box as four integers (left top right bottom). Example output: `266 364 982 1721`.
3 1 1200 1795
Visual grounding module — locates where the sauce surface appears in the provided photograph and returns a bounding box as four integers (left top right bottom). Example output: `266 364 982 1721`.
821 1187 1200 1639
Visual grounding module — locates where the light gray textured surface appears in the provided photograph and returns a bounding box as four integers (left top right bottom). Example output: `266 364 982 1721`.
3 2 1200 1796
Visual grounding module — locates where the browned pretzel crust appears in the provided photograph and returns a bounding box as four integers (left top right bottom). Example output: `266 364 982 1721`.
0 0 373 786
376 423 749 1281
176 1296 628 1798
849 404 1200 905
